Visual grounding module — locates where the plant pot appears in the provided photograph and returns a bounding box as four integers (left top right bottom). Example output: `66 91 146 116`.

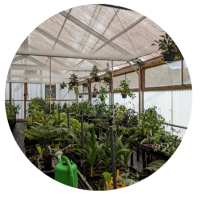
43 155 52 170
79 95 83 98
162 52 176 63
92 94 97 98
100 98 104 101
94 76 100 82
122 94 127 98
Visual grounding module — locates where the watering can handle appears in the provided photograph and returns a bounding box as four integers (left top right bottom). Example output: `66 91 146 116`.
62 156 74 187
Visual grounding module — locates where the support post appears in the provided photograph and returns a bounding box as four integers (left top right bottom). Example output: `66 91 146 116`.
24 83 27 119
50 57 52 114
67 108 69 129
111 61 114 121
139 65 143 115
109 118 117 189
53 103 55 116
80 111 85 177
58 105 60 125
9 82 12 103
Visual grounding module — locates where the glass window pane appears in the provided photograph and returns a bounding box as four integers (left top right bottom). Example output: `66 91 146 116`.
46 85 56 98
183 60 191 84
126 72 139 89
145 61 182 87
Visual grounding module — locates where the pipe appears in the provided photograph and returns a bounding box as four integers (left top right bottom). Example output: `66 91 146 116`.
67 108 70 129
77 168 93 190
109 118 117 189
80 111 85 177
62 156 74 187
49 57 51 114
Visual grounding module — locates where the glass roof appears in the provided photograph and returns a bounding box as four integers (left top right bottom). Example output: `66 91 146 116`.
9 4 164 83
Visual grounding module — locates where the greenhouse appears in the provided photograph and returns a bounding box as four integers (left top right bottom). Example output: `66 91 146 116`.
5 4 192 190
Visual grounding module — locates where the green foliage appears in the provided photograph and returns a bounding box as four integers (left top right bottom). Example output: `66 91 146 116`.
69 74 78 90
98 86 107 101
103 63 112 88
73 86 79 96
143 160 166 172
5 102 20 121
60 81 67 90
151 33 182 58
90 65 100 80
114 80 135 99
103 172 111 183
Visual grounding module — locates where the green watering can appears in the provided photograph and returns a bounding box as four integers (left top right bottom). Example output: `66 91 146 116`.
55 151 78 188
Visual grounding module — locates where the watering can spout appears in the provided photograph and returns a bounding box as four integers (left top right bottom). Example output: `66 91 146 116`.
55 151 63 163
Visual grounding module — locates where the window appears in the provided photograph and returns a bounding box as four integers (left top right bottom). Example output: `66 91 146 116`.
45 85 56 99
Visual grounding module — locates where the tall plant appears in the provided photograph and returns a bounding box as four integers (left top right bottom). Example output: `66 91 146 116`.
90 65 100 82
98 86 107 101
114 80 135 99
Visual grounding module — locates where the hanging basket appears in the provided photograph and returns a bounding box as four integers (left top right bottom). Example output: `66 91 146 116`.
162 52 176 63
122 94 127 98
92 94 97 98
94 76 100 82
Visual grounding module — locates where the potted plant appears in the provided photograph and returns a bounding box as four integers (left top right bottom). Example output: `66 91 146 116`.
103 63 112 89
114 80 135 99
92 85 98 98
59 81 67 90
79 95 83 98
74 86 79 97
151 33 182 63
69 74 78 90
83 82 89 93
90 65 100 82
98 86 107 101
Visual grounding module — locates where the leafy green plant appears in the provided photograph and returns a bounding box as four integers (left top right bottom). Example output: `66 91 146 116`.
60 81 67 90
103 63 112 89
90 65 100 81
83 82 89 93
5 102 20 122
74 86 79 97
69 74 78 90
98 86 107 101
151 33 182 58
143 160 166 172
114 80 135 99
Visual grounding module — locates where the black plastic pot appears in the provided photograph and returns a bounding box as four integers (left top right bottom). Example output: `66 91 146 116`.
100 98 104 101
43 155 52 170
122 94 127 98
92 94 97 98
79 95 83 98
94 76 100 82
162 52 176 63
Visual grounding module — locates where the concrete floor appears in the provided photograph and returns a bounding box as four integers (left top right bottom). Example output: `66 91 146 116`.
12 122 26 154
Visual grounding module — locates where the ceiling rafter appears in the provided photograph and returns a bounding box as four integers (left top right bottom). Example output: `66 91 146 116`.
35 27 103 68
91 15 146 54
12 55 27 63
59 11 132 57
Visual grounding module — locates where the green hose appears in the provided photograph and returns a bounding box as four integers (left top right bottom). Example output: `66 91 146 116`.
62 156 74 187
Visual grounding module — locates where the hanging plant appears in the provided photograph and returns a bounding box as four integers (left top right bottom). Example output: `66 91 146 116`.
103 63 112 89
114 80 135 99
69 74 78 90
92 85 98 98
79 95 83 98
90 65 100 82
59 81 67 90
151 33 182 63
98 86 107 101
83 82 89 93
74 86 79 97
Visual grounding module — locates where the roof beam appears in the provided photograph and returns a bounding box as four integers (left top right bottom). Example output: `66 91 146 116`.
12 55 27 63
35 27 103 67
59 11 132 57
91 15 146 54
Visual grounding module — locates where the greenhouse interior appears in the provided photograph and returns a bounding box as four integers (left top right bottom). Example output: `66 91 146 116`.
5 4 192 190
